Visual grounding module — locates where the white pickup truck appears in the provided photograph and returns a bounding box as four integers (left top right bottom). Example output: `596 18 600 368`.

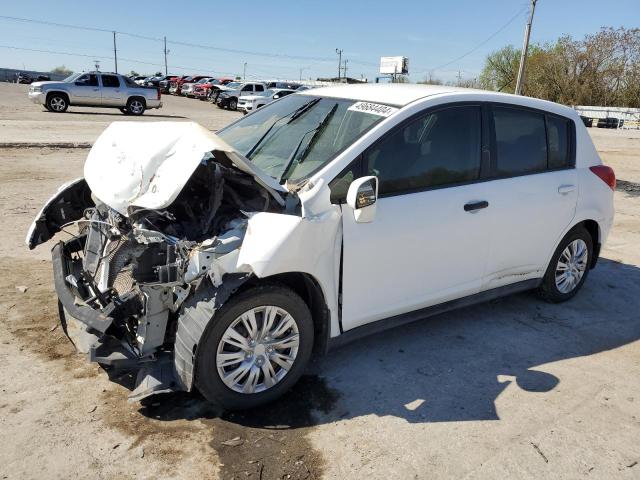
28 71 162 115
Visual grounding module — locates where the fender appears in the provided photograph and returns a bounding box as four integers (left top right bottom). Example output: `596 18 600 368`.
26 178 94 249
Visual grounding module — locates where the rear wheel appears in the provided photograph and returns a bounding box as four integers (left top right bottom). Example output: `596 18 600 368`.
194 285 313 410
126 97 146 116
538 227 592 302
46 93 68 113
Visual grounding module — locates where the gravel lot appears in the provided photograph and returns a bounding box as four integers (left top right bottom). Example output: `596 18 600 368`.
1 82 639 479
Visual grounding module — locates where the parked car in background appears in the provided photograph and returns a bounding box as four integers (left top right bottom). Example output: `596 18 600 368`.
597 117 620 129
28 71 162 115
266 81 300 90
145 75 175 88
27 84 614 410
16 72 48 84
182 77 214 98
130 75 148 84
580 115 593 127
159 75 180 93
237 88 295 113
171 75 210 96
216 81 267 110
194 78 234 100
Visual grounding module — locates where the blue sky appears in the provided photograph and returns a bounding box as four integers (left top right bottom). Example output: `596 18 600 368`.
0 0 638 82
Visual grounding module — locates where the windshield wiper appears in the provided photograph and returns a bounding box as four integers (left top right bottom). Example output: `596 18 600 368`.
245 98 320 159
280 103 338 182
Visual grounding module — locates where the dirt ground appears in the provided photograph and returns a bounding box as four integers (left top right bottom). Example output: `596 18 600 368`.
1 83 639 479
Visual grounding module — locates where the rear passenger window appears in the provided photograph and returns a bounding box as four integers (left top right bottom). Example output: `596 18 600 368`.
101 75 120 88
255 85 264 92
493 107 547 176
546 115 570 168
365 106 482 196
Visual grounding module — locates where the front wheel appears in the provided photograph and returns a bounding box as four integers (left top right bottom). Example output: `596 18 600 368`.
46 94 68 113
538 227 593 302
229 98 238 110
126 98 146 116
194 284 314 410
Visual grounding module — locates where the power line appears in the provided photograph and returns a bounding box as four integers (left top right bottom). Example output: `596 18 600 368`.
413 5 528 76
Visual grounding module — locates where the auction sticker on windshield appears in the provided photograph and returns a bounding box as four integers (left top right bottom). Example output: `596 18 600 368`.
347 101 398 117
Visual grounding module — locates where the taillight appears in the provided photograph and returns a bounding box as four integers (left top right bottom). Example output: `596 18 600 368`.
589 165 616 190
157 88 161 100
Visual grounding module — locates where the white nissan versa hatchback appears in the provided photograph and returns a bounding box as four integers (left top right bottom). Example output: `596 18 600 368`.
27 84 615 409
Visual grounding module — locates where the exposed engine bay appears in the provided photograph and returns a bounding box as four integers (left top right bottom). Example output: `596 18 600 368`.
27 122 302 401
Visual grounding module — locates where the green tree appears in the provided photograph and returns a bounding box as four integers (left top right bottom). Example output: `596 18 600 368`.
50 65 73 76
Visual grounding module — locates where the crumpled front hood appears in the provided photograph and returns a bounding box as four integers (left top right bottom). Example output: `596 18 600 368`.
84 121 287 215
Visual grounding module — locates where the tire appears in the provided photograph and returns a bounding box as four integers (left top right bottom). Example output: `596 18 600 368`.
119 107 129 114
194 284 314 410
126 97 146 116
46 93 68 113
229 98 238 110
537 226 593 302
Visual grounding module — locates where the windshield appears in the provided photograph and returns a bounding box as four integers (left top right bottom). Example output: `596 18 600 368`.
196 78 211 84
63 72 81 82
224 82 242 89
217 94 388 183
260 89 277 97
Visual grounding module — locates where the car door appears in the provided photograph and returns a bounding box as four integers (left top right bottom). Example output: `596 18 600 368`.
240 84 254 97
100 74 124 106
338 104 493 331
72 73 100 105
481 105 578 290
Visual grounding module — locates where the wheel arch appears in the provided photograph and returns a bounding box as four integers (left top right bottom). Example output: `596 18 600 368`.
46 90 70 103
127 95 147 106
174 271 330 392
576 219 601 268
241 272 330 355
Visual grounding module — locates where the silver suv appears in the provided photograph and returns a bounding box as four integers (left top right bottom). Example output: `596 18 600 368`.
28 72 163 115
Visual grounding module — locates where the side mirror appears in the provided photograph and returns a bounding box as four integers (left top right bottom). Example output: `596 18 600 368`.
346 176 378 223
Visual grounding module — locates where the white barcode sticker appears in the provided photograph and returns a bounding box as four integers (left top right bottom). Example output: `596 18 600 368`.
347 101 398 117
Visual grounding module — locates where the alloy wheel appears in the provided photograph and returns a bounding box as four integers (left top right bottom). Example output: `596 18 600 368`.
129 100 144 114
555 239 588 293
216 306 300 394
50 97 66 111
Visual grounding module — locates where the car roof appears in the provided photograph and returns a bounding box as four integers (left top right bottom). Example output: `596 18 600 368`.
299 83 578 117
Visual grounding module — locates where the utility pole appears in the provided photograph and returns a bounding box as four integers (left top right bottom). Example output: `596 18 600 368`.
113 31 118 73
515 0 537 95
164 36 168 75
243 62 247 80
335 48 343 81
456 70 463 86
299 66 308 81
342 59 348 79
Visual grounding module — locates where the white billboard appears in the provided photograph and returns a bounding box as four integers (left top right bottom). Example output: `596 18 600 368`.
380 56 409 75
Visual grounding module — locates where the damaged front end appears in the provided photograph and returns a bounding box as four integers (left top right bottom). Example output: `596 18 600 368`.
27 122 296 401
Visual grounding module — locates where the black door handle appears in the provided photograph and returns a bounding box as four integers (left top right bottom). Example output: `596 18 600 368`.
464 200 489 212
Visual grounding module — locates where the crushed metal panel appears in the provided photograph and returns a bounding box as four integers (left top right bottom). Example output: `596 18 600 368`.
84 121 287 216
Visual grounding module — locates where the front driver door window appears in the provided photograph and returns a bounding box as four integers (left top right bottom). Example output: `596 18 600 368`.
73 74 100 103
340 105 493 331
